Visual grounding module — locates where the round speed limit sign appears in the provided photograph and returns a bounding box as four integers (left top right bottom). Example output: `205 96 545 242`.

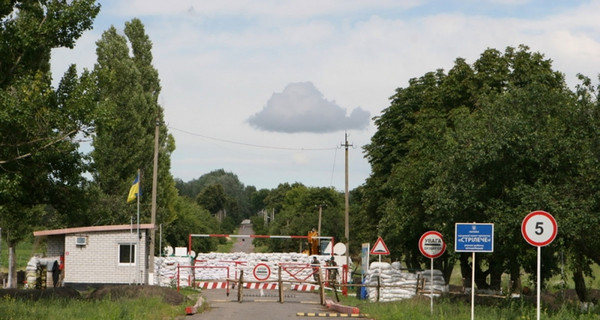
522 211 557 247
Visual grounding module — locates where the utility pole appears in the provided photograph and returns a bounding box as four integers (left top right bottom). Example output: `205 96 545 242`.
149 119 159 284
341 132 352 268
316 204 326 236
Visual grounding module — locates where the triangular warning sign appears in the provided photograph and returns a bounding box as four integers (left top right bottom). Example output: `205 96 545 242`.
370 237 390 255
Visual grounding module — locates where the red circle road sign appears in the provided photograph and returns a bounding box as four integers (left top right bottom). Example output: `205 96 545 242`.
522 211 557 247
419 231 446 259
253 263 271 281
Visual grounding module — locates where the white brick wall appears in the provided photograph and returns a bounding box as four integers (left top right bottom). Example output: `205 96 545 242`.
63 230 148 284
46 236 64 256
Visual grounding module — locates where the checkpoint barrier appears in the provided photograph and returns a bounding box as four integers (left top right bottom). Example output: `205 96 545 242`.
175 262 342 305
173 256 446 304
229 266 329 304
177 264 231 296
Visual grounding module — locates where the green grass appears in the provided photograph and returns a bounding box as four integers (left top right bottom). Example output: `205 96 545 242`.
0 295 187 320
336 292 600 320
216 235 235 253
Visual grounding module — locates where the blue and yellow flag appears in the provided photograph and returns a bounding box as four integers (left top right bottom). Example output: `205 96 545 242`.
127 173 141 203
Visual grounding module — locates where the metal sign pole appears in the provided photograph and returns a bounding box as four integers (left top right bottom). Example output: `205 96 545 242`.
471 252 475 320
537 246 541 320
430 257 434 315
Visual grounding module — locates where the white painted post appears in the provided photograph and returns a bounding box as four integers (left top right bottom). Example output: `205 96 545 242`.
430 258 434 315
537 246 541 320
471 252 475 320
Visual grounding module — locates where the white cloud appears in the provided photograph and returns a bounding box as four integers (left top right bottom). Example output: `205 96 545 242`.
247 82 370 133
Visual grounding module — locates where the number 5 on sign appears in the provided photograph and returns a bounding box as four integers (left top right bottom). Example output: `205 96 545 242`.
522 210 557 247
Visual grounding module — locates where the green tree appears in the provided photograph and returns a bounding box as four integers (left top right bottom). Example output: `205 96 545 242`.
90 19 178 234
363 45 600 300
166 197 219 254
177 169 254 223
196 184 229 215
0 0 100 287
265 184 344 253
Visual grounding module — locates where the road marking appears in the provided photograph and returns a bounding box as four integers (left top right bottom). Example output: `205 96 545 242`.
296 312 370 318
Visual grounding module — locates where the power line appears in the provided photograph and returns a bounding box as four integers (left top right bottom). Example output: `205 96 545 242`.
168 126 337 151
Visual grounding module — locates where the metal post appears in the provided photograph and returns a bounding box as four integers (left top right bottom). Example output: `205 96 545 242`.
537 246 541 320
278 265 284 303
471 252 475 320
159 224 162 257
149 119 159 284
430 258 434 314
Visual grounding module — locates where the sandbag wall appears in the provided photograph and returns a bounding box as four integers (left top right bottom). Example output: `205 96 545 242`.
154 252 334 288
419 269 448 296
365 262 448 302
24 256 61 289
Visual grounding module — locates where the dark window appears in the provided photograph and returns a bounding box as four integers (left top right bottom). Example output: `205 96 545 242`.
119 244 136 264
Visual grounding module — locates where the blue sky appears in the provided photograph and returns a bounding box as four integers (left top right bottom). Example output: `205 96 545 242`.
51 0 600 191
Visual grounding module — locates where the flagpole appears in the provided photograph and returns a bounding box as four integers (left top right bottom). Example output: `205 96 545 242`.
136 169 141 284
130 216 133 285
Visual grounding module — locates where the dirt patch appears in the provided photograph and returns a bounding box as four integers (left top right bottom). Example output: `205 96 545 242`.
0 287 81 300
87 285 185 305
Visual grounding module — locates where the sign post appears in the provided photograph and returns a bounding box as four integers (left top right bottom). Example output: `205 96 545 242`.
522 211 557 320
418 231 446 315
370 237 390 299
455 223 494 320
370 237 390 264
361 243 370 276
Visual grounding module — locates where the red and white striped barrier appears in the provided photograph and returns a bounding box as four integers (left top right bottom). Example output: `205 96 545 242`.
244 282 278 290
292 284 319 291
196 281 228 289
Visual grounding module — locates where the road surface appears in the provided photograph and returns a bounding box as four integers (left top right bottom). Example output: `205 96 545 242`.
189 221 329 319
189 288 328 320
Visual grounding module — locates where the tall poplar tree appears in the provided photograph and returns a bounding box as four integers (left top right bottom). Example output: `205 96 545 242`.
91 19 177 234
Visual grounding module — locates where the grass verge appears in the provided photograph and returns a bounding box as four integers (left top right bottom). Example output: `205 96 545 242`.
335 290 600 320
0 295 187 320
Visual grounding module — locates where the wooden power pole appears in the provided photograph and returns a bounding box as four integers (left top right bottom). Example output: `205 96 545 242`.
341 132 352 268
149 119 159 284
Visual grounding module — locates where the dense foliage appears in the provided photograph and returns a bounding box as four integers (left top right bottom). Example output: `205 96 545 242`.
0 0 100 287
359 45 600 301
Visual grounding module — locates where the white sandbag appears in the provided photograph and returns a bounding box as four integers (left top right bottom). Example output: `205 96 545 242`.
369 262 391 270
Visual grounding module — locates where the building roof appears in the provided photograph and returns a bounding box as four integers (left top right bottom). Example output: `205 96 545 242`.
33 224 155 237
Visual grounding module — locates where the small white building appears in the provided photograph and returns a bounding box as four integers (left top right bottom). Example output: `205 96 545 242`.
33 224 154 289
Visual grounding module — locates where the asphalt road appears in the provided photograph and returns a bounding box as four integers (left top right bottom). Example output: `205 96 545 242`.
232 221 254 253
190 288 329 320
188 222 330 319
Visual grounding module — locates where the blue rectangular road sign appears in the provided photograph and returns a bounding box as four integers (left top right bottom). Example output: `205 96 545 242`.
455 223 494 252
